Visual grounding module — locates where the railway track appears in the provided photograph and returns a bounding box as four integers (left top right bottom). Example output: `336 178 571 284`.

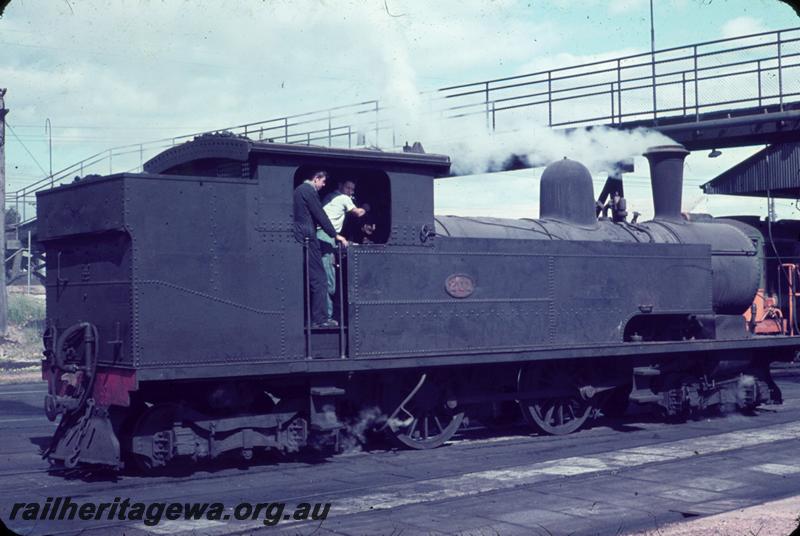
1 370 799 535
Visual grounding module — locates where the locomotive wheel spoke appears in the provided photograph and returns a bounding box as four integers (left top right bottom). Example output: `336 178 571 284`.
386 376 465 450
544 404 555 426
518 364 595 436
434 416 444 433
408 418 418 438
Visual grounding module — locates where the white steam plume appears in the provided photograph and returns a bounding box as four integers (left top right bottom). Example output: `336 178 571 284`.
369 36 675 176
385 107 675 177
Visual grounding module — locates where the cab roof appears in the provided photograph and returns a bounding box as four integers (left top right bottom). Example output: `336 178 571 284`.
143 133 451 176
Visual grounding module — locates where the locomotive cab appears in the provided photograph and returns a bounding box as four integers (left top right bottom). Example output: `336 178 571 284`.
291 165 392 244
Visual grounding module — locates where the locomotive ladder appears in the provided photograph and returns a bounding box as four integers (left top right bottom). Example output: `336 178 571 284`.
303 239 347 359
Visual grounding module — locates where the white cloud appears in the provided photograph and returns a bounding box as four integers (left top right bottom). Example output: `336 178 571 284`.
515 48 643 76
721 16 767 39
0 0 569 187
609 0 647 14
0 1 558 153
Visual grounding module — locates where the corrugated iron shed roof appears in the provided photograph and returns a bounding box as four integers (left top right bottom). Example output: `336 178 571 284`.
701 143 800 199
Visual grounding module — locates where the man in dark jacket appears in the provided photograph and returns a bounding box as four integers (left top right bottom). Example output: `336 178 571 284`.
293 171 347 328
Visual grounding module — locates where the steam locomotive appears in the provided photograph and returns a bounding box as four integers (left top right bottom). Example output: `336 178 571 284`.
38 134 798 470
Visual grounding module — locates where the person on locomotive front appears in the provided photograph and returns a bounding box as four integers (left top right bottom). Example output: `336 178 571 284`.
318 179 370 321
599 191 628 222
292 170 347 328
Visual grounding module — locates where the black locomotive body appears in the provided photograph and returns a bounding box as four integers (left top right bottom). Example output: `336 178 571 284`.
38 135 798 470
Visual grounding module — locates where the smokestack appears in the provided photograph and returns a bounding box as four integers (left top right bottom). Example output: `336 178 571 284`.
643 144 689 221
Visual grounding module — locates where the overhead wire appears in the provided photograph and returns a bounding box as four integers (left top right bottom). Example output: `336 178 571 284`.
5 122 50 177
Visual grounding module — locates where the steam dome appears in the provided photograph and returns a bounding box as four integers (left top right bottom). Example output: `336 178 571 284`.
539 158 596 225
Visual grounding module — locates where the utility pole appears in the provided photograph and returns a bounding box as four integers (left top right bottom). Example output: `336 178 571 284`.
649 0 657 121
0 89 8 337
45 118 52 186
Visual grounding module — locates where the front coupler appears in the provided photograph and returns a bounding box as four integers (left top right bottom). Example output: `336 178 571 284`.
42 322 123 469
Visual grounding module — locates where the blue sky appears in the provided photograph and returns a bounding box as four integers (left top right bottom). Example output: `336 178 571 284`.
1 0 798 219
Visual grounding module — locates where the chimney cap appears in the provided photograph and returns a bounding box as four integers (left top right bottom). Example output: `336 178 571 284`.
643 144 689 157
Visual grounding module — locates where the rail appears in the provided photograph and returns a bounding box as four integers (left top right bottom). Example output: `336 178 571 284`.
7 27 800 223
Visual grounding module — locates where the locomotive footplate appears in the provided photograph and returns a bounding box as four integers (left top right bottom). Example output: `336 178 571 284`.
130 336 800 382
